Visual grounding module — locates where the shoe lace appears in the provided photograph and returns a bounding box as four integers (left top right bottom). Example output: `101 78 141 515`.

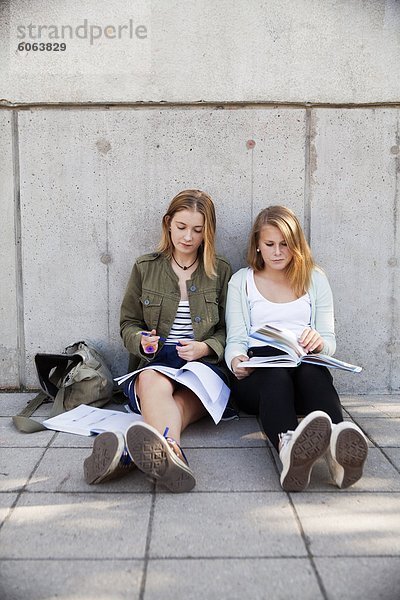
278 430 294 451
163 427 189 465
120 449 133 467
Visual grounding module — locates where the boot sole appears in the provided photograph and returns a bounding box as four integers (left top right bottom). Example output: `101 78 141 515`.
126 423 195 493
281 415 331 492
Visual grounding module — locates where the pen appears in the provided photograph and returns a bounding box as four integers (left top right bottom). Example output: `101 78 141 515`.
140 331 167 342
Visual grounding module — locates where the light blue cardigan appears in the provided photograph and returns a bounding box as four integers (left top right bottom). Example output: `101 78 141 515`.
224 267 337 372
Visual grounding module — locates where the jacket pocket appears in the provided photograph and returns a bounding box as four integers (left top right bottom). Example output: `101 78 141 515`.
204 291 220 326
140 293 163 329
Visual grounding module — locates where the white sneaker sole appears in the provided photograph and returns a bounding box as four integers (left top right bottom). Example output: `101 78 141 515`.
126 422 196 493
330 423 368 488
280 411 332 492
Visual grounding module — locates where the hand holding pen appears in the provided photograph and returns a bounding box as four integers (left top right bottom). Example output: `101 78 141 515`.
140 329 164 354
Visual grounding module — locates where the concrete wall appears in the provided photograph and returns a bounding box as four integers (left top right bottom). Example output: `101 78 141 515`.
2 0 400 104
1 1 399 393
0 111 19 387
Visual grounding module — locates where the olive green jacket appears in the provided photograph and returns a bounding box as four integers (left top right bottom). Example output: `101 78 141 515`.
120 252 232 372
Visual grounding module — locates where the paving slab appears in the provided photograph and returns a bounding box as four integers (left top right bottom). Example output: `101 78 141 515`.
0 492 152 560
181 416 267 448
368 403 400 418
177 447 280 492
292 493 400 557
342 395 400 419
343 403 399 419
382 448 400 472
315 556 400 600
26 447 153 493
0 447 46 492
357 448 400 492
0 559 144 600
1 417 55 447
341 395 400 405
150 492 306 558
355 418 400 448
145 557 322 600
50 431 105 448
0 493 19 526
0 392 42 416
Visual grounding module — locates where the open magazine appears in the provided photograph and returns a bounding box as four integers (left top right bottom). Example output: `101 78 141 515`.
115 361 230 424
238 324 362 373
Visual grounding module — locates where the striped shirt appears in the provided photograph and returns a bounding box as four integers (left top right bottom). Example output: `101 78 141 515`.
164 300 194 344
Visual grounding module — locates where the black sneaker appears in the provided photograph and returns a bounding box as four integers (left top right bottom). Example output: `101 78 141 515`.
221 405 240 421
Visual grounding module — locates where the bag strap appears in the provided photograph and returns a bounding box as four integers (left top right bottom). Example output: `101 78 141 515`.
12 386 69 433
12 391 51 432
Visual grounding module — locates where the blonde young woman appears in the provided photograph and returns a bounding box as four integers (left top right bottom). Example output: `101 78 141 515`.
225 206 368 492
84 190 231 492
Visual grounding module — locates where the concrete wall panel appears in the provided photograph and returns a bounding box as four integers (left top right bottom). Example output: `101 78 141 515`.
310 109 400 393
0 111 19 387
74 108 306 377
1 0 400 104
18 110 111 385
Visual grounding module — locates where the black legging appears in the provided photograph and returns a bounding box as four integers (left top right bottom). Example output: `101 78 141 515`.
231 349 343 451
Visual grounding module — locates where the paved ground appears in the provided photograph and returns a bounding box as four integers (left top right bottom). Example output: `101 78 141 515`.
1 392 400 600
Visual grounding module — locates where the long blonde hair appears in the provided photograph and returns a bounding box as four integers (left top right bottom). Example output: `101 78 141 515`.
158 189 217 278
247 205 316 296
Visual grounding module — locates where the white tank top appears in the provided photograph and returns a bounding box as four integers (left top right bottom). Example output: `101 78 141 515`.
247 269 311 347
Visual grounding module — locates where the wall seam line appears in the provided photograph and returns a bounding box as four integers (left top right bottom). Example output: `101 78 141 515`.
303 107 312 242
390 120 400 392
1 101 400 111
250 146 254 226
